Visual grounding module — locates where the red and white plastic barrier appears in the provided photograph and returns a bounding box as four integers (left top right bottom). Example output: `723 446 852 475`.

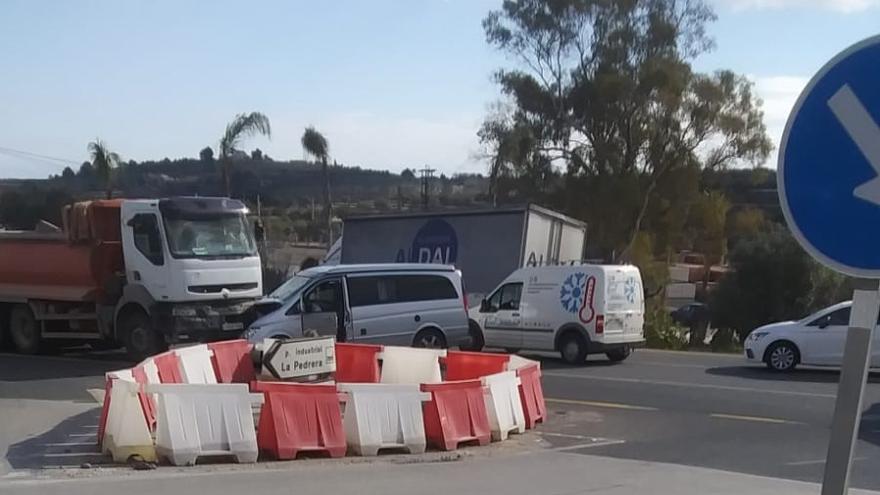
96 341 547 466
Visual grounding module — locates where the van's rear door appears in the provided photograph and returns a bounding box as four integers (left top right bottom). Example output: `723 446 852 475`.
604 268 644 339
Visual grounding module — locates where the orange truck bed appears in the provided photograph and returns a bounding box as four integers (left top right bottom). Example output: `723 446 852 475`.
0 200 124 303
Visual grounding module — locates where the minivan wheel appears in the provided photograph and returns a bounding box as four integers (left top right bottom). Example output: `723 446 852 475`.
413 328 447 349
559 332 588 365
9 305 40 354
765 341 798 372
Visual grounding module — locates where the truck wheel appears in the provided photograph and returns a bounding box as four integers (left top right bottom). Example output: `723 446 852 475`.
9 305 41 354
606 346 631 362
120 310 165 361
559 332 588 365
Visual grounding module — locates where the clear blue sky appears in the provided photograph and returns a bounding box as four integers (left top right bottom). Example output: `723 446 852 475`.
1 0 878 179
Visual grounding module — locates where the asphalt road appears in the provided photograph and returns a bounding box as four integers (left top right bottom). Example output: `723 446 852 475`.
4 347 880 490
533 348 880 490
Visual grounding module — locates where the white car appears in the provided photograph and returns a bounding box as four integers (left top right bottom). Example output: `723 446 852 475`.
743 301 880 371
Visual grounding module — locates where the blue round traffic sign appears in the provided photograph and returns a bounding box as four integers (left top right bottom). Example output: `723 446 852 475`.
779 35 880 277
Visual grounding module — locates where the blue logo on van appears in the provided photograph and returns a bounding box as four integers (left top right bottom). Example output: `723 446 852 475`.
560 272 586 313
410 219 458 264
624 277 636 304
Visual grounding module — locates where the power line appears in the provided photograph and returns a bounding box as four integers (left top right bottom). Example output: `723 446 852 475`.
0 146 80 166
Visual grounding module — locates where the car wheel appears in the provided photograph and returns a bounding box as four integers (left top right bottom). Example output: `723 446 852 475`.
606 346 631 362
765 341 799 372
9 305 40 354
461 320 484 351
120 310 165 362
413 328 447 349
559 332 588 365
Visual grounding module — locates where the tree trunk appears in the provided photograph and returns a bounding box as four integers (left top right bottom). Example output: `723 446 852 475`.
617 176 659 262
322 157 332 244
222 160 231 197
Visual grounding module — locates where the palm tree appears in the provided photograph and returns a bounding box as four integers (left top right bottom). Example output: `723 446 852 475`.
218 112 271 197
301 126 332 243
88 139 120 199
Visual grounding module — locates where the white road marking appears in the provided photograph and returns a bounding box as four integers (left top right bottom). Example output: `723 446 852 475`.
546 397 658 411
828 84 880 205
786 456 868 466
543 371 837 399
549 439 626 452
710 413 803 425
537 432 595 440
43 442 97 447
67 434 97 438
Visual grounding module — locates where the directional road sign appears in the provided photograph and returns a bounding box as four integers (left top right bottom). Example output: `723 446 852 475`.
262 336 336 380
779 35 880 278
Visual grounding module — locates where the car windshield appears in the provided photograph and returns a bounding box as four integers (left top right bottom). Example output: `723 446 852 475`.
269 275 311 303
164 213 256 259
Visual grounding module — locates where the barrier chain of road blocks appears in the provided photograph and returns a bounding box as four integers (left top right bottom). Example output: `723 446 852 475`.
96 340 547 466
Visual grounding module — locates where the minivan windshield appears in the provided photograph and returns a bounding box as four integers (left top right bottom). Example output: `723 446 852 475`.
269 275 311 303
164 213 256 259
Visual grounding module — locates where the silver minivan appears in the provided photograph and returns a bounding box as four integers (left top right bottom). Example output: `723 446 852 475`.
244 264 470 348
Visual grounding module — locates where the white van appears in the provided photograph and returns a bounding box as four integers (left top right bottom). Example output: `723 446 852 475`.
469 264 645 364
244 264 469 348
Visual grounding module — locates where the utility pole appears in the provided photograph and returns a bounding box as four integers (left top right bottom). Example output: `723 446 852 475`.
419 166 435 211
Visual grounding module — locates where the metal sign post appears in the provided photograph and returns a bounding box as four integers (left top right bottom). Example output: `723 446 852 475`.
822 280 880 495
778 35 880 495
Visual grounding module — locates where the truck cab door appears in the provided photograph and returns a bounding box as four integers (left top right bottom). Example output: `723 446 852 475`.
480 282 523 350
121 207 171 299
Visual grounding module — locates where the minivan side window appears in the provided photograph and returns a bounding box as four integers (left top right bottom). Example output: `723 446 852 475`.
347 274 457 307
485 283 523 312
303 279 342 313
130 213 164 266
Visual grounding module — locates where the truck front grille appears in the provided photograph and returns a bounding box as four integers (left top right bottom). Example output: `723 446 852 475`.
188 282 259 294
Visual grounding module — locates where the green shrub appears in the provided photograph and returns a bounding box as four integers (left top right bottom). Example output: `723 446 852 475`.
644 306 688 350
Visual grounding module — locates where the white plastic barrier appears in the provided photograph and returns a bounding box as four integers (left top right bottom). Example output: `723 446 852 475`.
147 383 262 466
506 354 538 371
379 347 446 385
481 371 526 441
175 344 218 384
337 383 430 456
103 375 156 462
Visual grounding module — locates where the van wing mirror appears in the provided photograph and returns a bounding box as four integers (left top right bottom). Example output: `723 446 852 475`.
818 318 830 329
480 299 490 312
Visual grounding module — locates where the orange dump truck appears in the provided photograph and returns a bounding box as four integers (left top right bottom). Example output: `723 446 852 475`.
0 197 263 360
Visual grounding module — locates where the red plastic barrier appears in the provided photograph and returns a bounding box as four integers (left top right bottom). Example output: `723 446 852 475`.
96 376 113 447
443 351 510 381
154 352 183 383
208 340 256 384
130 365 157 430
516 363 546 429
335 343 382 383
253 382 346 460
421 379 491 451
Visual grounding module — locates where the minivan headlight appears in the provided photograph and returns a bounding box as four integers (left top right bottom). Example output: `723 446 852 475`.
243 326 260 340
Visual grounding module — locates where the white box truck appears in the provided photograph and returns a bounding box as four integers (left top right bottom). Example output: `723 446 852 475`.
338 205 587 301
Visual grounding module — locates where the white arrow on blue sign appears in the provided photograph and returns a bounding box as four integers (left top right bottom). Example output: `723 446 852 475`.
779 35 880 277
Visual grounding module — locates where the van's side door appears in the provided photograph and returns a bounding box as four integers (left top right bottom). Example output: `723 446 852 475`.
300 277 347 341
481 282 524 350
347 275 410 345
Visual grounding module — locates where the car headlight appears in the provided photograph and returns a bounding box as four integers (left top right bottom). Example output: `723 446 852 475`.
749 331 770 341
243 326 260 340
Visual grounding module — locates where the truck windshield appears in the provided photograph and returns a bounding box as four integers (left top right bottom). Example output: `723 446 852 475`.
164 213 256 259
270 275 311 303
